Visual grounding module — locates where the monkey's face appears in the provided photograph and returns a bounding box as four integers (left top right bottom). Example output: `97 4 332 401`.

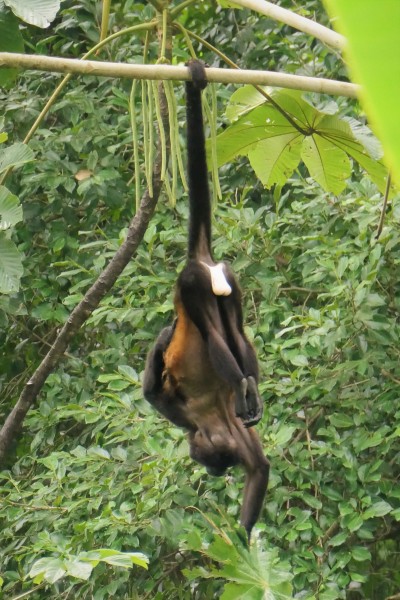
189 429 240 476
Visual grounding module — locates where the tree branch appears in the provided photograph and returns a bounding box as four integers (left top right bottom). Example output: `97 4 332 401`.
0 53 359 97
0 86 170 466
230 0 345 50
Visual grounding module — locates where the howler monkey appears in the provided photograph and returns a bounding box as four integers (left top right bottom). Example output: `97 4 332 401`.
143 60 269 539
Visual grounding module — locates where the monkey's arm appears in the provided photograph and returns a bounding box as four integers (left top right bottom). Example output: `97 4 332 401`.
143 324 193 430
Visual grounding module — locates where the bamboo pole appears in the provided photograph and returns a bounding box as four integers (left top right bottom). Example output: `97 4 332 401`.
0 53 358 97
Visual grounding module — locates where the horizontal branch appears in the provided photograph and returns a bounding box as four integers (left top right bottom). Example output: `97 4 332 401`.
0 53 358 97
231 0 345 51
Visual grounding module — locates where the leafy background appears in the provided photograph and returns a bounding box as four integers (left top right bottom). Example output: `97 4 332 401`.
0 0 399 599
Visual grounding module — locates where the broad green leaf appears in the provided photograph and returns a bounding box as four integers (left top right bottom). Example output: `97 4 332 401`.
212 105 295 166
329 531 347 547
351 546 371 562
392 508 400 521
323 0 400 184
0 6 24 86
343 117 382 160
225 85 267 121
29 557 66 584
301 134 351 195
363 500 392 519
346 514 363 532
0 186 22 229
87 446 110 460
85 549 149 570
117 364 139 383
288 354 309 367
65 559 93 580
0 142 34 173
0 232 23 293
216 89 390 194
248 133 302 188
274 425 296 447
4 0 60 28
221 583 263 599
270 89 317 128
301 493 323 510
330 414 354 428
317 115 391 194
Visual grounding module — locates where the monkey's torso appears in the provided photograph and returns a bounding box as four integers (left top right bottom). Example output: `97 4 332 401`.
163 293 234 427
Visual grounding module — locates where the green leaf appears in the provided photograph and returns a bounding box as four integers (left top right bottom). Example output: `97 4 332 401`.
289 354 309 367
85 549 148 570
4 0 61 28
0 186 22 229
346 514 363 532
363 500 393 519
117 364 139 383
274 425 296 447
323 0 400 184
330 414 354 428
301 134 351 194
391 508 400 521
248 133 302 188
216 88 390 194
225 85 267 121
221 583 263 600
319 116 390 194
351 546 371 562
329 531 347 547
0 142 34 173
0 6 24 86
0 232 23 293
65 559 93 580
29 557 66 584
87 446 110 460
212 104 296 167
301 493 323 510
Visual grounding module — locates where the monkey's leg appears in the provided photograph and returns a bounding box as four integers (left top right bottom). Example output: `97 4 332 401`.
143 325 175 401
143 323 192 429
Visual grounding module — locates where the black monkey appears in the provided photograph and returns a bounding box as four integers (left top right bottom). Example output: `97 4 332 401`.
143 60 269 539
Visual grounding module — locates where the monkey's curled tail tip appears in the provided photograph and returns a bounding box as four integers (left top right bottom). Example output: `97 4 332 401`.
186 59 208 90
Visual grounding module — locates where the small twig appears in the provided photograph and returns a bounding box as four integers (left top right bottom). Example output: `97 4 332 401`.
4 499 69 512
376 172 392 239
10 584 45 600
320 521 340 546
280 286 323 294
381 368 400 386
282 408 324 458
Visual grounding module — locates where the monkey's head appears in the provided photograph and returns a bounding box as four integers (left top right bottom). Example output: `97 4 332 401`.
189 428 240 476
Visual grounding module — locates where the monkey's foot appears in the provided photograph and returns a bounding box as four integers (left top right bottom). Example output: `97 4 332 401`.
235 376 263 428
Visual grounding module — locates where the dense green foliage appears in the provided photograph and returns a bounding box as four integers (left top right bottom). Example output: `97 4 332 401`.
0 1 399 599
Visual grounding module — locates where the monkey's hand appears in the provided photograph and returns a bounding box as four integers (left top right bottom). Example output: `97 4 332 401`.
235 376 263 428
